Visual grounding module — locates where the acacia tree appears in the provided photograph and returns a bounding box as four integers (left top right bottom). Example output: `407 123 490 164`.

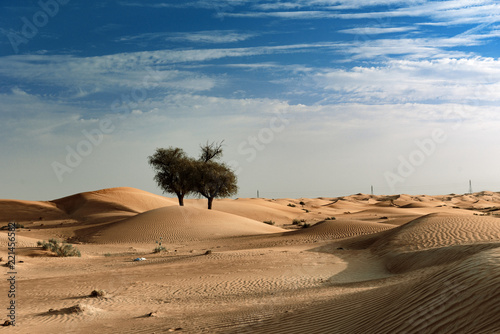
195 160 238 210
195 141 237 209
148 147 196 206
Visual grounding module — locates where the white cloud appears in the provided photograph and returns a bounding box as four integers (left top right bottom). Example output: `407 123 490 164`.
338 26 417 34
118 30 257 44
312 58 500 104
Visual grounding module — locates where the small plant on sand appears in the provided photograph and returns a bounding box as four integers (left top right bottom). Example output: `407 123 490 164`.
153 237 167 253
287 203 296 207
302 223 311 228
90 289 106 298
37 239 81 257
1 221 24 230
292 219 306 225
263 220 276 225
325 217 336 221
299 201 305 206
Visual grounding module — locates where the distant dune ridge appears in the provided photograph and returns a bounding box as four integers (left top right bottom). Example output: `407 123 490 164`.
1 187 499 333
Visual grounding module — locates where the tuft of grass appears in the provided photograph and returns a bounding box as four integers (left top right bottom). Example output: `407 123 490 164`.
287 203 296 207
325 217 336 220
263 220 276 225
37 239 81 257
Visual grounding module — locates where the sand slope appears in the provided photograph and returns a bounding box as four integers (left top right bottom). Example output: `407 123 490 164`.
372 212 500 253
231 247 500 334
52 187 176 218
89 205 286 243
291 219 395 240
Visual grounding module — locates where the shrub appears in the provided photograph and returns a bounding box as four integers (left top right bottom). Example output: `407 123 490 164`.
37 239 81 257
325 217 336 220
153 237 167 253
263 220 275 225
90 289 106 297
299 201 305 206
292 219 306 225
302 223 311 228
287 203 296 207
302 209 310 213
1 222 24 230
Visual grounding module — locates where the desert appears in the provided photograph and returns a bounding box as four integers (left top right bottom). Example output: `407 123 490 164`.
1 186 499 333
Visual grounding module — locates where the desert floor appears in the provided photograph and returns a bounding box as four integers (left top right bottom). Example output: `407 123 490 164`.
1 187 499 333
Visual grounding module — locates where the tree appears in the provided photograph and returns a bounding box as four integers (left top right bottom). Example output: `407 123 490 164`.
194 141 238 209
148 147 196 206
199 140 224 163
195 160 238 210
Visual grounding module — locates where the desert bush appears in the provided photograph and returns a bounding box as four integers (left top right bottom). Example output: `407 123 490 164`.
153 237 167 253
292 219 306 225
287 203 296 207
325 217 336 220
302 223 311 228
299 201 305 206
90 289 106 297
263 220 275 225
1 222 24 230
37 239 81 257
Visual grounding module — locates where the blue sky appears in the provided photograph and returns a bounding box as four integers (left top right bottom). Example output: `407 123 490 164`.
1 0 500 200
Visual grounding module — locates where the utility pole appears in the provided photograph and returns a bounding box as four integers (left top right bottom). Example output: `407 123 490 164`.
468 180 473 194
257 190 259 198
371 185 374 196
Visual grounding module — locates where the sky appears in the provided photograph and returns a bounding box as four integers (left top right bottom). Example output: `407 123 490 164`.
1 0 500 201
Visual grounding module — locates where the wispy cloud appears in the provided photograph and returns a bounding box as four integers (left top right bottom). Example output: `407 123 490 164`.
338 26 417 35
118 30 257 44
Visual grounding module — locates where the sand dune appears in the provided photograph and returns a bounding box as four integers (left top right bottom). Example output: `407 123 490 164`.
2 187 500 334
230 247 500 334
0 199 66 223
187 198 302 225
372 212 500 253
291 218 395 240
89 205 286 243
52 187 176 218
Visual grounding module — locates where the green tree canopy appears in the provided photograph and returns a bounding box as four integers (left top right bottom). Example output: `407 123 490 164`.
195 160 238 210
148 147 196 206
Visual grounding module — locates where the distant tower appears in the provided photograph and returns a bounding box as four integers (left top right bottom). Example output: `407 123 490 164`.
257 190 259 198
468 180 473 194
371 185 374 196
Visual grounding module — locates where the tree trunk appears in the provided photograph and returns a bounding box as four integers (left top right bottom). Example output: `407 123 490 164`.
207 197 214 210
177 194 184 206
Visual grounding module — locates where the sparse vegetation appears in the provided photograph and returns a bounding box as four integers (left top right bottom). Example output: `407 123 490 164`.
153 237 167 253
90 289 106 297
287 203 296 207
302 209 310 213
324 217 336 220
299 201 305 206
37 239 81 257
302 223 311 228
292 218 306 225
1 222 24 230
263 220 276 225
